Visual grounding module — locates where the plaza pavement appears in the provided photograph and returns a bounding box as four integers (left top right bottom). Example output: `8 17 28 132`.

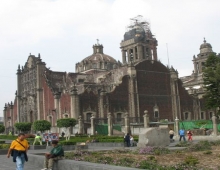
1 136 220 170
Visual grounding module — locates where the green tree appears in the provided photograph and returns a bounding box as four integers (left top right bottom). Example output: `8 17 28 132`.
57 118 77 128
0 124 5 133
33 120 51 132
14 122 32 133
203 54 220 113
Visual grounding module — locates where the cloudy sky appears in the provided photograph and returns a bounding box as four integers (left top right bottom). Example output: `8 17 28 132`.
1 0 220 116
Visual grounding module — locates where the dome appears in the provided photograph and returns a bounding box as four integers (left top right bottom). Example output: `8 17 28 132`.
124 24 145 42
75 43 118 73
83 52 117 63
199 38 213 54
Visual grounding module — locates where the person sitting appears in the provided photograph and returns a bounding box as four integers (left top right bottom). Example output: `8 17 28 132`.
61 131 65 139
169 128 174 142
33 134 42 146
41 140 64 170
130 135 134 146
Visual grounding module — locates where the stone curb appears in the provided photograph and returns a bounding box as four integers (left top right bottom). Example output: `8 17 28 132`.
28 153 141 170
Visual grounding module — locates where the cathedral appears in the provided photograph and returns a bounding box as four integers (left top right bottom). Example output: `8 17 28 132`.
3 18 214 134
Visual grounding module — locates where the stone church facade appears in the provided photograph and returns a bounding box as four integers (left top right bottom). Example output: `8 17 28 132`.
180 39 220 120
3 19 205 133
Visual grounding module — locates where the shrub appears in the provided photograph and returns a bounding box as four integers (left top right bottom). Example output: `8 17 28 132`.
139 146 154 154
0 141 5 144
153 147 170 155
184 155 199 166
203 150 212 154
0 124 5 133
187 140 211 151
14 122 32 133
175 141 190 147
0 144 10 149
59 141 76 145
33 120 51 132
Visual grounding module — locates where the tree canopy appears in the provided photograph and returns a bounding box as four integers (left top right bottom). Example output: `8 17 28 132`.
33 120 51 132
57 118 77 128
14 122 32 133
203 54 220 113
0 124 5 133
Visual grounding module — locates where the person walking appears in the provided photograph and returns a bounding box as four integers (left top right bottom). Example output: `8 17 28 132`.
33 134 42 145
125 133 130 147
179 128 186 141
41 140 64 170
7 133 29 170
187 129 193 141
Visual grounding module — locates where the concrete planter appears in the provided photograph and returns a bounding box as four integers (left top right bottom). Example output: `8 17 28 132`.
0 149 8 155
87 142 125 147
29 145 47 150
47 145 88 151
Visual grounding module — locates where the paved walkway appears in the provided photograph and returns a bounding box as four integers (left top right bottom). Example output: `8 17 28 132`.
0 155 40 170
0 136 219 170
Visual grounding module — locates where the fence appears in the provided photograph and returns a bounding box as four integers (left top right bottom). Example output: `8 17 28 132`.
179 120 220 131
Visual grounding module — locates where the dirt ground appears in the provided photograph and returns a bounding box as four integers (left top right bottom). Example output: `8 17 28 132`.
103 146 220 169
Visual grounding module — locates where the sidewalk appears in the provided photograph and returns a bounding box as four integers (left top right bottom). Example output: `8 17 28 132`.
0 136 219 170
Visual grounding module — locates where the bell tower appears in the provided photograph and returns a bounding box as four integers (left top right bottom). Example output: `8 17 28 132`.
120 16 158 64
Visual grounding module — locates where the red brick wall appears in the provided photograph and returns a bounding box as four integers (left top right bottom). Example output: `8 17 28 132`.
177 80 195 119
60 93 71 117
136 60 173 121
42 79 54 120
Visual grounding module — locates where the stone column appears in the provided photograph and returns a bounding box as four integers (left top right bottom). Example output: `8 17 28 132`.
153 47 158 61
122 50 126 64
175 117 179 138
137 45 143 60
78 116 84 134
3 104 7 128
212 114 218 136
9 102 14 129
54 92 61 123
133 47 136 62
128 66 136 117
143 110 149 128
170 69 180 120
124 112 130 134
90 114 95 135
107 113 113 136
16 65 22 122
36 57 45 120
127 49 130 63
70 86 80 119
99 89 105 118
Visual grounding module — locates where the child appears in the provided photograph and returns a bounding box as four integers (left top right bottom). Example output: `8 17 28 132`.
187 129 193 141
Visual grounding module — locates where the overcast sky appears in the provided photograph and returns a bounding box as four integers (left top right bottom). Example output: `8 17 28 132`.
1 0 220 117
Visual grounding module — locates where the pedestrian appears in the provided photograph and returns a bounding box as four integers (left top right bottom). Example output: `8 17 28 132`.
33 133 42 145
179 128 186 141
41 140 64 170
187 129 193 141
169 128 174 142
7 133 29 170
125 133 130 147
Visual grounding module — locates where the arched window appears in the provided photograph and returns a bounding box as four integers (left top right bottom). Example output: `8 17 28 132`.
117 113 122 122
86 113 92 122
30 111 33 123
49 116 53 126
185 112 188 120
153 104 159 118
201 112 204 119
210 112 213 119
